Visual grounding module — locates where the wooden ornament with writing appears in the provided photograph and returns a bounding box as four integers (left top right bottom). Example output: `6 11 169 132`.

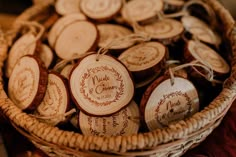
80 0 122 22
55 0 81 16
140 76 199 131
55 20 98 60
79 100 140 136
118 42 167 85
8 55 48 111
36 72 70 126
69 54 134 116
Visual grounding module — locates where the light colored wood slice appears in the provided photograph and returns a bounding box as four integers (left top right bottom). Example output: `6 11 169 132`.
97 24 134 50
181 15 221 46
60 64 74 79
36 72 70 126
55 0 81 16
79 100 140 136
8 55 48 111
121 0 164 23
186 40 230 75
69 54 134 116
140 76 199 131
55 21 98 60
38 44 54 68
142 18 184 44
80 0 122 21
48 13 87 48
6 33 37 78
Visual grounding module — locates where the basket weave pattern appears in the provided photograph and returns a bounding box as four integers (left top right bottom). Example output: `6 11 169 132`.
0 0 236 156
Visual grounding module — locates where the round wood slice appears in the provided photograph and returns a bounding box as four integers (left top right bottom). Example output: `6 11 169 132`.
118 42 167 83
121 0 164 23
69 54 134 116
97 24 134 50
185 40 230 75
6 33 37 78
55 21 98 60
36 72 70 126
8 55 48 111
140 76 199 131
60 64 74 79
142 18 184 44
48 13 87 48
55 0 81 16
80 0 122 22
79 100 140 136
181 15 221 46
38 44 54 68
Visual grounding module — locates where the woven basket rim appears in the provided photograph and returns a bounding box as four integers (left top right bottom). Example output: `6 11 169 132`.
1 0 236 156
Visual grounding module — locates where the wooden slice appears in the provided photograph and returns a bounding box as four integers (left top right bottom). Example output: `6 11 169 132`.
185 40 230 75
8 55 48 111
140 76 199 130
60 64 74 79
70 112 80 130
181 15 221 46
142 18 184 44
69 54 134 116
80 0 122 22
163 0 185 12
97 24 134 50
36 72 70 126
55 0 81 16
55 21 98 60
79 100 140 136
121 0 164 23
118 42 167 83
6 33 37 78
48 13 87 48
38 44 54 68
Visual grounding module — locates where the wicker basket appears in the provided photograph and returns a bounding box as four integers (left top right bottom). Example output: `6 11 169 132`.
0 0 236 156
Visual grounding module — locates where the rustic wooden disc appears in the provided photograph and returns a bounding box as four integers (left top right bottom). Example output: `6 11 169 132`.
55 0 81 16
97 24 134 50
80 0 122 22
121 0 164 23
36 72 70 126
6 33 37 78
55 21 98 60
181 15 221 46
79 100 140 136
185 40 230 75
60 64 74 79
38 44 54 68
69 54 134 116
140 76 199 131
8 55 48 111
48 13 87 48
142 18 184 44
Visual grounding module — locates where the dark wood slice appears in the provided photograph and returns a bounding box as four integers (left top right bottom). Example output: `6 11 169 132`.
69 54 134 116
6 33 37 78
8 55 48 111
38 44 54 69
79 100 140 136
55 0 81 16
80 0 122 22
55 21 98 60
121 0 164 23
48 13 87 48
35 72 70 126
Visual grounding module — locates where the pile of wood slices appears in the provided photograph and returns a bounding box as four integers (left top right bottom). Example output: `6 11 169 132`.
6 0 231 136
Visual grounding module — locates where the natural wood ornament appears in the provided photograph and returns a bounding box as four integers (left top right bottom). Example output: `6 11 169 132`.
69 54 134 116
55 0 81 16
38 44 54 69
8 55 48 111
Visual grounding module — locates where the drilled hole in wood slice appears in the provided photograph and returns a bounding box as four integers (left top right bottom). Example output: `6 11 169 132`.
48 13 87 49
8 55 48 111
140 76 199 131
69 54 134 116
186 40 230 75
80 0 122 21
97 24 134 50
181 15 221 46
38 44 54 69
79 100 140 137
35 72 70 126
6 33 37 78
121 0 164 23
55 21 98 60
55 0 81 16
